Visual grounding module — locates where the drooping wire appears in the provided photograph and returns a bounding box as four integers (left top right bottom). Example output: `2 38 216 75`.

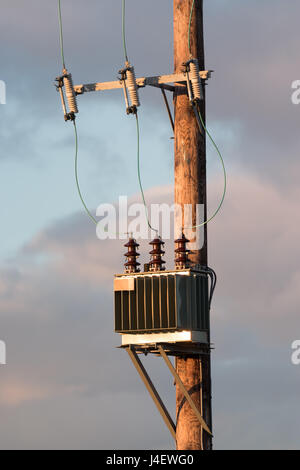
121 1 158 235
183 0 226 231
184 105 227 230
122 0 129 63
136 114 158 235
74 114 157 234
58 0 66 69
74 121 128 233
57 1 98 225
75 121 131 235
73 121 98 225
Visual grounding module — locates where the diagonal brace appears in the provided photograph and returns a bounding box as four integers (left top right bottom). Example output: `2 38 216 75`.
157 345 213 436
161 88 174 133
126 346 176 440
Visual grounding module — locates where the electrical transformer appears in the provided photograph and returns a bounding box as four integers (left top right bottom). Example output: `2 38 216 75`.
114 267 210 345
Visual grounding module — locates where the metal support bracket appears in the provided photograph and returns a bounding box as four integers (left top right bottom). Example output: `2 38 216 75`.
125 343 212 441
161 88 174 133
157 345 212 436
191 101 204 134
126 346 176 440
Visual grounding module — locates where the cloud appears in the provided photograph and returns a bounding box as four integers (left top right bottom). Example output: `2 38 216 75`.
0 0 300 450
209 171 300 345
0 379 86 407
0 170 300 449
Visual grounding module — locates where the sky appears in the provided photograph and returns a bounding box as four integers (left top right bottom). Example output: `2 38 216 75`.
0 0 300 450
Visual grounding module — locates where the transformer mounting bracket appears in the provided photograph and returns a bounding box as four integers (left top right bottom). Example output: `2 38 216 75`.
125 343 212 441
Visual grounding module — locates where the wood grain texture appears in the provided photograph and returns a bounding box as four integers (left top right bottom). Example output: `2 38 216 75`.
174 0 212 450
174 0 207 266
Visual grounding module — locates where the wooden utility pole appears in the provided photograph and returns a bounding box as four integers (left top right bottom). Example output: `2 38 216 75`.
58 0 214 451
174 0 212 450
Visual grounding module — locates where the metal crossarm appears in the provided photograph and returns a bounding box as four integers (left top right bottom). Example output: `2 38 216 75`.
74 70 212 95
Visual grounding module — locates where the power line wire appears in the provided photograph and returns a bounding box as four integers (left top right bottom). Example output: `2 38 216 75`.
58 0 66 69
184 0 226 230
57 1 98 226
73 121 98 225
136 114 158 234
188 0 196 57
184 105 227 230
121 1 158 235
122 0 129 63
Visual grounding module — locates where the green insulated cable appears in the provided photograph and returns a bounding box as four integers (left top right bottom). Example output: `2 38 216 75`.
58 0 97 225
136 114 158 234
58 0 66 69
73 121 98 225
184 0 227 230
122 0 129 63
188 0 196 57
121 1 158 234
184 106 227 230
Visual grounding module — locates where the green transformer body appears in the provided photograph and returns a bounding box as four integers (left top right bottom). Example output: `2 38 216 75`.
114 268 209 336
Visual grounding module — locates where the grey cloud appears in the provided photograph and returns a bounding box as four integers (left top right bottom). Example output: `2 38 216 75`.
1 0 299 192
0 173 300 448
205 0 300 184
0 0 300 450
